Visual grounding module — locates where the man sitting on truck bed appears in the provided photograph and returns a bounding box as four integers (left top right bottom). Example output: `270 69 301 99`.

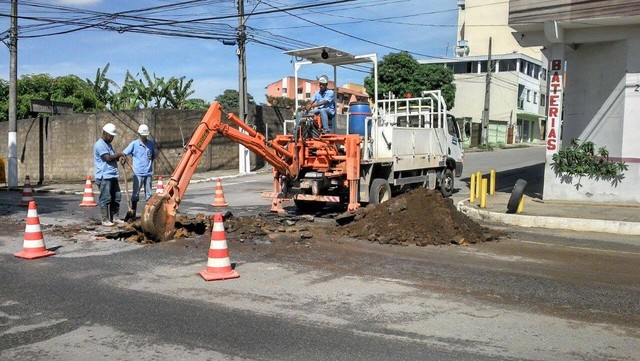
302 75 335 133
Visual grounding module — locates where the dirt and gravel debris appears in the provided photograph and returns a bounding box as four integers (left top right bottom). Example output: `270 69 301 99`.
35 188 501 246
334 188 501 246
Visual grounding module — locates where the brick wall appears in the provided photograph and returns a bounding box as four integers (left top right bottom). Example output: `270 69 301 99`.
0 105 291 183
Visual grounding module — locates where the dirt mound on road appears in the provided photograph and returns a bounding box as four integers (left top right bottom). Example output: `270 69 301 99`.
85 188 499 247
336 188 500 246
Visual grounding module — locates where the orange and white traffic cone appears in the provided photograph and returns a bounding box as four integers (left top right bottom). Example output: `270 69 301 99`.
14 201 55 259
156 176 164 194
19 175 35 206
79 176 97 207
211 178 228 207
199 213 239 281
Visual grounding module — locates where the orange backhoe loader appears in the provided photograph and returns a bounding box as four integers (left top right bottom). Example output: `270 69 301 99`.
141 101 362 241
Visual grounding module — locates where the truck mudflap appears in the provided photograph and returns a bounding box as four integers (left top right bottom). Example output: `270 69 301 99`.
261 192 341 203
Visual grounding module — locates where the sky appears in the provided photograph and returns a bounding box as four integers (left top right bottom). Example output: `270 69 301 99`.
0 0 459 104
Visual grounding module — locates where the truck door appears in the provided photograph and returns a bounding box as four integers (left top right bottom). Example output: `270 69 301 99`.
446 114 464 177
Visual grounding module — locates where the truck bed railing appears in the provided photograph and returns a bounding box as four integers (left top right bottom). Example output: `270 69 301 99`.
376 90 448 129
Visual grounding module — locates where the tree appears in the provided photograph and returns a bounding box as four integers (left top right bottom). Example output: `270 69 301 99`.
183 98 208 110
166 77 196 109
266 95 296 109
0 67 205 118
0 79 8 122
413 64 456 108
51 75 101 112
215 89 254 115
364 51 456 108
85 63 118 109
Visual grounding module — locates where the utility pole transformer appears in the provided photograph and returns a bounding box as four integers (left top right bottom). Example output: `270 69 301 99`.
7 0 18 187
481 37 492 147
237 0 250 173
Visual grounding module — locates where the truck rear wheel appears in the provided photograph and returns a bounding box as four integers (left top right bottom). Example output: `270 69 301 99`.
369 178 392 204
439 168 454 197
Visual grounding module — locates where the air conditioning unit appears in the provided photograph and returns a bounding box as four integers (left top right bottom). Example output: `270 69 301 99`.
455 40 470 57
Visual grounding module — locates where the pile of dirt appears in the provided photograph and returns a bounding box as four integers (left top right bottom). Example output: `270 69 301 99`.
335 188 500 246
82 188 500 247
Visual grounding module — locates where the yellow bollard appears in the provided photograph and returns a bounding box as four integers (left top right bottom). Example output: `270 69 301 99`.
490 169 496 195
470 173 476 203
480 178 488 208
475 171 482 203
517 195 525 213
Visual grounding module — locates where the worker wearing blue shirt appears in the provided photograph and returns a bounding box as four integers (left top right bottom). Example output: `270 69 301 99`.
305 75 336 133
94 123 125 226
122 124 156 217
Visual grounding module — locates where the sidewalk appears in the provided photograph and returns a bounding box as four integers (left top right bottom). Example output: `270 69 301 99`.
5 166 640 236
455 191 640 236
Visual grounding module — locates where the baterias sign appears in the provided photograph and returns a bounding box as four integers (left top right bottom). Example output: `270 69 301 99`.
546 59 563 153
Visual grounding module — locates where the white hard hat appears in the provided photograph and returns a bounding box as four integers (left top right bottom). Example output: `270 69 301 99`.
138 124 150 136
102 123 117 136
318 75 329 84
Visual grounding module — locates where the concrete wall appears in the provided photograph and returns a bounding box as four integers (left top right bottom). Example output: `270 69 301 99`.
543 38 640 204
0 105 292 184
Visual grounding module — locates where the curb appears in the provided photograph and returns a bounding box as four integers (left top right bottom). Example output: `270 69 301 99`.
457 199 640 236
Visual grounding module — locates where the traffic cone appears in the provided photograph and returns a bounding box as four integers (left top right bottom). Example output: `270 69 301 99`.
199 213 239 281
20 175 35 206
14 201 55 259
211 178 228 207
79 176 97 207
156 176 164 194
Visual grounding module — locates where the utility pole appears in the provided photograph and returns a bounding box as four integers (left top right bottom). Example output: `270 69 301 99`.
236 0 250 173
237 0 248 122
7 0 18 187
481 37 492 146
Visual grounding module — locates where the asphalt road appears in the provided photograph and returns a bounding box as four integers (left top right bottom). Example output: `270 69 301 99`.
1 146 639 360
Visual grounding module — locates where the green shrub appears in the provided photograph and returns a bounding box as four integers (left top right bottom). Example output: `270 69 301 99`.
551 138 627 178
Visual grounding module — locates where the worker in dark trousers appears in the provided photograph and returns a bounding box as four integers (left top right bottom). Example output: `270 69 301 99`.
93 123 125 226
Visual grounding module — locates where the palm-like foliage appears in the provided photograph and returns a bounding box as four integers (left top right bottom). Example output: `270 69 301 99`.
85 63 119 109
166 77 195 109
1 66 204 117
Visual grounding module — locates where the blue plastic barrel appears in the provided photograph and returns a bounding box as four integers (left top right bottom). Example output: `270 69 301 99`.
348 102 372 136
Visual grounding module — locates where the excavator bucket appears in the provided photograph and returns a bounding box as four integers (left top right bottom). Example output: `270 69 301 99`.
141 193 177 242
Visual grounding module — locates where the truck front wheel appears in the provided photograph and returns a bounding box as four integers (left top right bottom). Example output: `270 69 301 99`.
369 178 392 204
439 168 454 197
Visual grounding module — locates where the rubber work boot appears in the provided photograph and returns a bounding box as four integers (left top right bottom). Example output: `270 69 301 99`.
131 202 138 220
101 207 114 227
110 204 125 225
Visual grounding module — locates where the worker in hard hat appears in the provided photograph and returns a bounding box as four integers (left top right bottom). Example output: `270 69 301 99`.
303 75 336 133
122 124 156 218
94 123 125 226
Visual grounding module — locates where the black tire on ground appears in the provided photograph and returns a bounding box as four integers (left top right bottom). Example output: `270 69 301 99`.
439 168 454 197
369 178 391 204
369 178 392 204
506 179 528 214
294 199 326 213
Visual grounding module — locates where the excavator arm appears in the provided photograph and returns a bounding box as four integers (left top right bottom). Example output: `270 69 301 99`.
141 101 294 242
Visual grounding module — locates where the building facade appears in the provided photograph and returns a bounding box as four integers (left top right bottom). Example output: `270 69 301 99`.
420 53 546 147
422 0 547 147
509 0 640 203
